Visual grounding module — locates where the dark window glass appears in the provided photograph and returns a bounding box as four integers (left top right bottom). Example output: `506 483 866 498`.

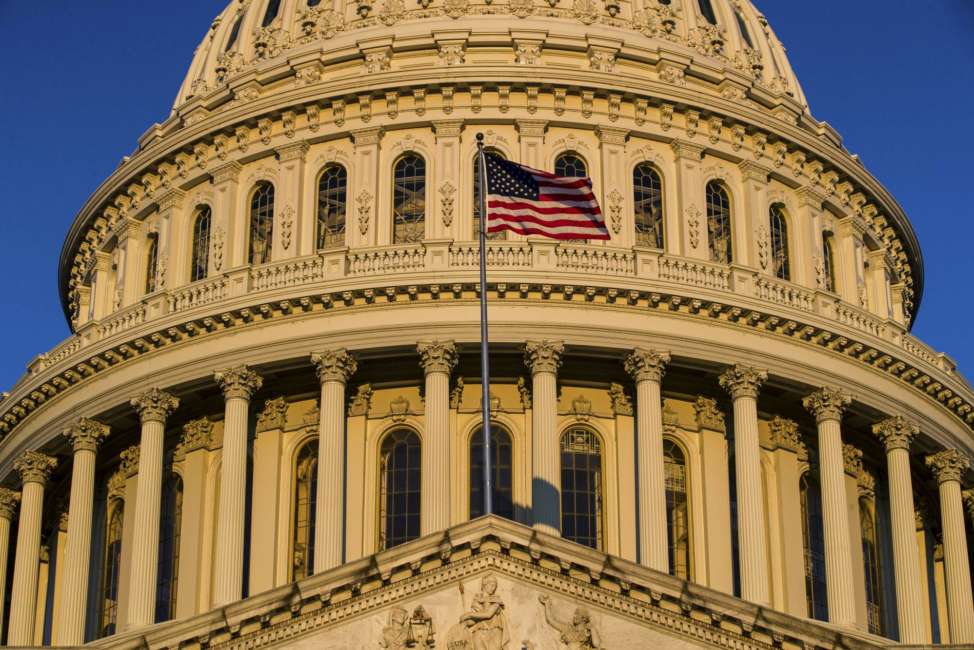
801 472 829 621
823 234 837 293
560 427 603 550
470 424 514 520
292 440 318 580
706 181 733 264
379 430 421 549
317 165 347 250
100 502 124 637
225 14 244 52
769 204 790 280
155 473 182 623
249 181 275 265
698 0 718 25
633 163 665 249
473 150 507 240
392 154 426 244
664 439 690 579
860 497 884 635
555 152 587 178
144 235 159 295
736 11 754 48
262 0 282 27
191 206 211 282
308 0 323 5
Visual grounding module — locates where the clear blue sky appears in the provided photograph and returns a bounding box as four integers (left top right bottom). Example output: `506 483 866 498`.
0 2 972 393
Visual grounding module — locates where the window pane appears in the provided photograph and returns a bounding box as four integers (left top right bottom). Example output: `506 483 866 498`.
292 440 318 581
393 155 426 244
262 0 282 27
317 165 347 250
706 182 732 264
249 182 275 265
100 503 124 637
380 430 422 549
191 206 211 282
560 427 603 550
769 204 790 280
555 153 587 178
698 0 718 25
470 425 515 520
144 237 159 295
663 439 690 579
800 473 828 621
633 163 664 249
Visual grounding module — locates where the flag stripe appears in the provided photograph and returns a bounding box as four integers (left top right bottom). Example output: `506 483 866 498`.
488 198 601 213
488 212 607 228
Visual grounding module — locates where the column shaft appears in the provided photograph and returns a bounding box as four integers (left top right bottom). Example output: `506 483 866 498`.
0 514 11 634
56 448 97 644
887 447 926 642
315 380 346 572
532 370 559 535
732 394 770 605
126 419 165 627
817 418 857 626
421 370 451 534
636 378 668 572
8 481 46 645
939 479 974 642
213 395 249 606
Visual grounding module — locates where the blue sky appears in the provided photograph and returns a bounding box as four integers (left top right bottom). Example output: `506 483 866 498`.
0 2 972 393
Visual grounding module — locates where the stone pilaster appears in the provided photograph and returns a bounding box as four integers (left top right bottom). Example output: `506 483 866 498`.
349 127 383 247
525 340 564 536
417 341 458 535
174 418 213 619
0 487 20 637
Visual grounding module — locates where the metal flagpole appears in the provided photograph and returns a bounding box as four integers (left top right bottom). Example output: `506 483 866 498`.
475 133 493 517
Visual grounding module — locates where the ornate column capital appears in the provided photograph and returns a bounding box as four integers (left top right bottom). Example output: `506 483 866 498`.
0 487 20 519
14 450 58 486
63 418 110 454
718 365 768 400
311 349 358 384
926 449 970 485
963 489 974 523
802 386 851 424
624 348 670 383
417 341 458 375
130 388 179 423
857 469 876 500
119 445 140 478
524 340 565 375
843 444 864 477
176 418 214 457
872 415 918 452
694 397 726 432
215 366 263 400
769 416 804 454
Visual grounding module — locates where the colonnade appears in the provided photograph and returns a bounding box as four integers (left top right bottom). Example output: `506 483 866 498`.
1 346 973 645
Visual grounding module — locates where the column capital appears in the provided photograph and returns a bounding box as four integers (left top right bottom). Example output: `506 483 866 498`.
63 417 110 454
718 364 768 400
215 366 263 400
311 349 358 384
130 387 180 423
872 415 918 452
802 386 851 423
14 450 57 486
0 487 20 520
669 139 705 161
176 418 214 456
963 489 974 523
624 348 670 383
857 469 876 499
843 444 864 478
769 416 804 454
417 341 458 375
524 340 565 375
119 445 140 478
515 119 548 138
926 449 970 485
275 142 310 163
210 160 243 185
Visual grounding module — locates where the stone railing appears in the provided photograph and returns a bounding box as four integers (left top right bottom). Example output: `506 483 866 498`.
449 242 533 268
250 256 327 292
658 256 730 291
754 276 815 313
555 245 635 276
167 276 229 312
348 245 426 275
97 303 147 339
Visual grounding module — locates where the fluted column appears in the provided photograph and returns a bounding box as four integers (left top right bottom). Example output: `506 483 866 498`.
212 366 262 607
719 364 770 605
55 418 110 645
0 488 20 638
926 450 974 643
417 341 458 535
625 348 671 572
525 340 564 536
872 416 926 643
125 388 179 628
8 451 57 645
803 387 856 626
310 349 357 572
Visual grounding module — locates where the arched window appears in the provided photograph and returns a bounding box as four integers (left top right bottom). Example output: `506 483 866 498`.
144 234 159 294
316 165 347 250
473 150 507 240
706 181 733 264
190 206 212 282
249 181 275 265
262 0 282 27
735 11 754 48
560 426 604 550
379 430 421 550
224 14 243 52
100 501 124 637
769 204 791 280
633 163 665 249
860 495 884 635
291 439 318 581
800 472 828 621
155 473 182 623
392 154 426 244
664 439 691 579
308 0 323 5
555 152 587 178
698 0 718 25
822 234 837 293
469 424 514 520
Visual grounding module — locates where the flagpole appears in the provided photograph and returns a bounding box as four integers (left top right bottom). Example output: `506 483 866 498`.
475 133 493 517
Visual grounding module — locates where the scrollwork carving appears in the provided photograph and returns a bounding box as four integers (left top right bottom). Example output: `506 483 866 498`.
872 415 918 452
312 349 358 384
64 417 110 453
625 348 670 383
719 365 768 399
802 386 851 423
926 449 969 485
418 341 459 375
14 450 58 486
130 387 179 423
215 366 263 401
525 340 564 375
439 181 457 227
0 487 20 520
256 397 289 433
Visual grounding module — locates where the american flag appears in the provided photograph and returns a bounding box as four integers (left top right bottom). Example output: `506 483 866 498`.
482 153 610 240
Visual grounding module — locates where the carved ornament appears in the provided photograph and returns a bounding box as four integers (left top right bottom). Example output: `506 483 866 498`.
312 349 358 384
694 397 725 432
718 365 768 400
348 384 374 417
926 449 970 485
802 387 851 423
215 366 263 400
256 397 289 433
177 418 214 456
872 415 918 453
624 348 670 383
524 340 564 375
0 487 20 520
14 450 58 486
609 383 632 416
119 445 140 478
64 417 110 453
130 387 180 423
418 340 458 375
769 416 803 454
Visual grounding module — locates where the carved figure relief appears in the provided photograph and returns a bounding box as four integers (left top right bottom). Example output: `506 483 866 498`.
439 181 457 227
538 595 601 649
280 205 295 250
446 575 510 649
606 189 623 234
686 205 701 249
379 605 435 649
357 189 374 236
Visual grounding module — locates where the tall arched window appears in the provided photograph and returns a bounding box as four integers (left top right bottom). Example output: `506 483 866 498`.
155 473 182 623
560 426 604 550
224 14 243 52
262 0 282 26
144 234 159 294
860 495 884 635
555 152 587 178
664 439 691 579
379 430 421 550
316 165 347 250
470 424 514 520
698 0 718 25
735 11 754 48
800 472 828 621
291 439 318 581
473 150 507 240
249 181 275 265
190 206 212 282
633 163 664 249
392 154 426 244
822 234 837 293
706 181 733 264
100 501 124 637
769 204 791 280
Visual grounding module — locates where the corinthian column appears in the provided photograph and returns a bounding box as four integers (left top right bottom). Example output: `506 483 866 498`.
0 488 20 637
719 364 770 605
525 340 564 536
212 366 262 607
56 418 110 645
126 388 179 628
872 416 926 643
8 451 57 645
926 449 974 643
803 387 856 627
417 341 458 535
311 349 357 572
624 348 671 572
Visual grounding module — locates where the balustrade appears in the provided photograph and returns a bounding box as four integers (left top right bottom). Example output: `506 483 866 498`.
658 256 730 291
